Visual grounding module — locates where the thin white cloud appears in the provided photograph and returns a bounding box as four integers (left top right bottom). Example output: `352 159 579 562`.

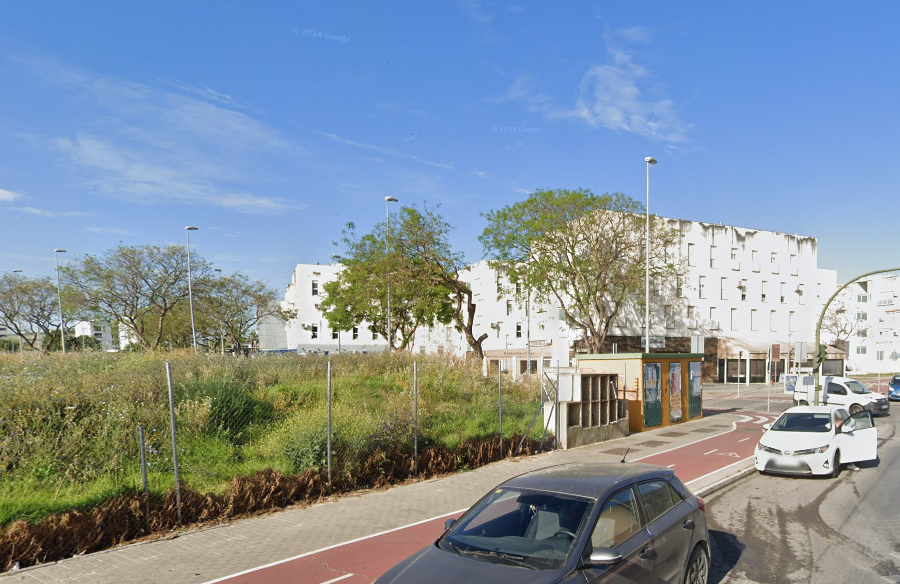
12 206 92 217
20 55 303 215
86 226 133 235
564 49 691 144
156 76 266 114
458 0 492 24
0 188 22 202
492 76 554 114
316 131 454 170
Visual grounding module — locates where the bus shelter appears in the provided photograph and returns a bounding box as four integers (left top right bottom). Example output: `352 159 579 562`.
574 353 704 433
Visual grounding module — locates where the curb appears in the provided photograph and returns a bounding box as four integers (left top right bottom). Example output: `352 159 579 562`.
693 461 757 499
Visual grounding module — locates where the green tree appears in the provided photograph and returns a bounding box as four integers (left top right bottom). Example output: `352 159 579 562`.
480 188 685 354
322 218 455 351
0 272 68 352
64 244 211 350
196 272 294 352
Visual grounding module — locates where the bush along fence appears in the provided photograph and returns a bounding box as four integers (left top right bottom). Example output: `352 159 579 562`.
0 352 557 571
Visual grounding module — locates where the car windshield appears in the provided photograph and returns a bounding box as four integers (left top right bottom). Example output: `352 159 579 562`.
847 380 870 394
891 376 900 385
770 412 832 432
441 488 592 570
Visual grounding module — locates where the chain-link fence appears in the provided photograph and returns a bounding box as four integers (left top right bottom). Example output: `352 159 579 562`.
0 351 555 571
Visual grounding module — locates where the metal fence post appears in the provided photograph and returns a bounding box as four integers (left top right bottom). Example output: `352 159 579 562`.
165 362 182 525
327 360 332 488
498 363 503 457
413 360 418 478
138 425 150 523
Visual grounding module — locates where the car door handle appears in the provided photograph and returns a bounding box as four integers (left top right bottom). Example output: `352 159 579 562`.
640 546 653 559
682 519 695 529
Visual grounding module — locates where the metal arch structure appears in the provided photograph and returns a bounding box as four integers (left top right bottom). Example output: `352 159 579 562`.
814 267 900 405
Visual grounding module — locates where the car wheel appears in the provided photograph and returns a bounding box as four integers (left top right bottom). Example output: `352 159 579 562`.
799 400 809 406
684 544 709 584
831 450 841 479
849 404 863 415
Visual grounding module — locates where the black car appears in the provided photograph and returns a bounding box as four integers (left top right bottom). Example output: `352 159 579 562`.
375 462 710 584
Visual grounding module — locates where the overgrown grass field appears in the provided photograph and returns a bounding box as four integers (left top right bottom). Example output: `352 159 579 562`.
0 351 544 528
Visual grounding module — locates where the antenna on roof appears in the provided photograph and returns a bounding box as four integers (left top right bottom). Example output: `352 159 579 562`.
620 448 630 463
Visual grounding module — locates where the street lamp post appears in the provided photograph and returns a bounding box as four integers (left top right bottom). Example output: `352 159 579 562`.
12 269 23 352
384 196 398 351
644 157 657 353
54 249 67 354
185 226 199 351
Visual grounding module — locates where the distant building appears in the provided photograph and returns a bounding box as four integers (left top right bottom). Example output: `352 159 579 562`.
830 273 900 374
73 321 115 351
263 217 841 381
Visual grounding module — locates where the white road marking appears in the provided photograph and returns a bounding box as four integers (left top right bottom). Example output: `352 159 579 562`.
321 575 355 584
667 464 676 468
717 452 740 458
738 438 751 443
891 552 900 559
880 576 900 583
754 415 769 424
199 508 467 584
633 414 753 462
686 456 753 486
704 449 718 455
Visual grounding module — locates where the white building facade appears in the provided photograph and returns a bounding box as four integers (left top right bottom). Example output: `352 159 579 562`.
261 217 841 382
831 273 900 374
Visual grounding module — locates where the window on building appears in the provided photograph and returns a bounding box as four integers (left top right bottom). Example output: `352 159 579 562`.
516 323 522 338
665 305 674 329
687 243 695 267
352 327 359 340
780 282 787 303
437 345 444 354
709 245 716 268
332 330 338 340
311 325 318 339
858 294 868 303
790 254 796 264
506 300 513 316
558 308 566 320
496 275 502 294
730 248 738 260
710 307 719 329
857 347 867 355
761 281 767 303
771 252 777 264
515 281 521 295
420 345 426 354
720 277 728 300
751 249 758 261
651 279 660 297
311 281 319 296
676 277 683 298
857 329 867 338
770 310 777 332
699 275 706 299
857 312 868 321
789 311 796 332
730 308 737 330
751 309 758 331
372 330 379 340
877 350 884 361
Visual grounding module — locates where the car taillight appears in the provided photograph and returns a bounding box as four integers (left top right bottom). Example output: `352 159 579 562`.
696 496 706 513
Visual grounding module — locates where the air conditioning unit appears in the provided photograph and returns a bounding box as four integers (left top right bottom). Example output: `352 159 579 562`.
301 324 311 331
490 323 500 330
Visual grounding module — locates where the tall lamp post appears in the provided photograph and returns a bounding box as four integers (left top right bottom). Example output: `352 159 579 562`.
644 157 657 353
185 226 199 351
53 249 67 354
384 196 398 351
12 269 23 352
331 254 343 353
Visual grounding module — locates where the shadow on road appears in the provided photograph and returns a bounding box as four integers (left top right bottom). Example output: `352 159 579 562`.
702 407 740 418
709 529 745 584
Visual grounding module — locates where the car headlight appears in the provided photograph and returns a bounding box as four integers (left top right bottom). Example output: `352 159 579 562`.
757 443 780 454
793 445 830 455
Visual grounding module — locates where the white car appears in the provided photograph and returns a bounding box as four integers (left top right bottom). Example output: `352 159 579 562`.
792 375 890 416
755 405 877 478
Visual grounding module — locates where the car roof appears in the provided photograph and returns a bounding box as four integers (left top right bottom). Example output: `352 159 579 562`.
782 405 841 414
500 462 673 499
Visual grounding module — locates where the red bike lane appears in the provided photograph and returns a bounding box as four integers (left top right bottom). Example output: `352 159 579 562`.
206 412 775 584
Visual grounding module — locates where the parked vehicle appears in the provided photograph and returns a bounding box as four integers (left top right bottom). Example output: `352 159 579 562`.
755 405 877 478
792 375 890 415
889 375 900 402
374 462 710 584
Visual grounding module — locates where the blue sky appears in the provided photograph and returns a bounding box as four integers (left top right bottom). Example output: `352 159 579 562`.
1 1 898 292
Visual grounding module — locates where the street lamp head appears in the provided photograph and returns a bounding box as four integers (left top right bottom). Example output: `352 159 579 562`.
54 249 67 253
12 269 22 273
384 196 398 203
213 268 222 273
644 157 657 165
185 226 199 231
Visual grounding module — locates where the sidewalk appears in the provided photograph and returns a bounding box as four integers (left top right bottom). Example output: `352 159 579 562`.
3 384 780 584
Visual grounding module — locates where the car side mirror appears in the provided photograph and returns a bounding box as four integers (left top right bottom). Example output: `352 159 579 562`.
443 518 456 531
840 425 853 434
588 547 623 566
762 423 771 431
